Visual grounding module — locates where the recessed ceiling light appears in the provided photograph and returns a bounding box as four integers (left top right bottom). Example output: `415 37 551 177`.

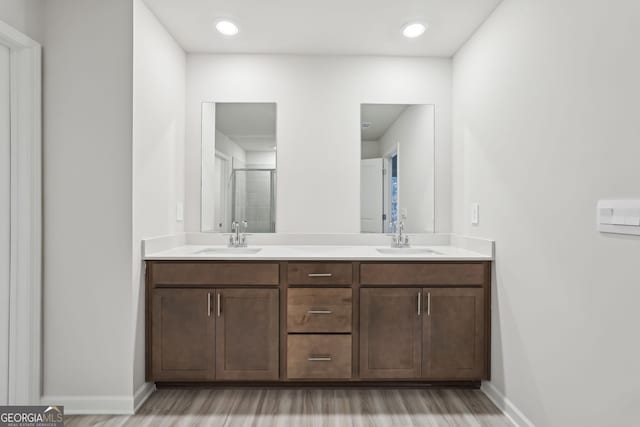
216 20 239 36
402 22 427 39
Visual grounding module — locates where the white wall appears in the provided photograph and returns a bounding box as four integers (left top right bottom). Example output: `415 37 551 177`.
186 55 452 233
200 103 217 232
132 0 186 396
215 129 247 164
40 0 134 404
0 0 43 42
360 140 380 159
379 105 435 232
245 151 276 168
452 0 640 425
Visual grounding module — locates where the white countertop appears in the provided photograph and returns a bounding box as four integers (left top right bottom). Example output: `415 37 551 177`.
143 244 492 261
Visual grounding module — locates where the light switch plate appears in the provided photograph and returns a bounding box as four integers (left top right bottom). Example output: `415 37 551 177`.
597 200 640 235
471 203 480 225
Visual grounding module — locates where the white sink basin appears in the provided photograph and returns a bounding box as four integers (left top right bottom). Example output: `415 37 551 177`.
196 247 262 255
376 247 441 255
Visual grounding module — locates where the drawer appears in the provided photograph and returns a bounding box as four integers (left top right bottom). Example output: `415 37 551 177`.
360 263 486 286
287 289 352 333
288 263 352 285
150 262 280 286
287 335 352 379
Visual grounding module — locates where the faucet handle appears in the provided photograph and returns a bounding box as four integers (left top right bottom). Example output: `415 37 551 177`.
242 220 248 231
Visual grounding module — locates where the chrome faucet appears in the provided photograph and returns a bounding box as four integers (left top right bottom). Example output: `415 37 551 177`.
391 220 410 248
228 220 249 247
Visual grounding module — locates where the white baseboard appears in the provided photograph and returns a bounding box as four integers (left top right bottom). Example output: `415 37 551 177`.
41 394 135 415
41 384 155 415
481 381 535 427
133 382 155 412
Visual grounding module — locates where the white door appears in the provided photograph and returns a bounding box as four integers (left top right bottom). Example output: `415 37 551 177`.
0 43 11 405
360 158 384 233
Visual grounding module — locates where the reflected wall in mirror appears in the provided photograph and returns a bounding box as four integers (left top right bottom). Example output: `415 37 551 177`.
360 104 435 234
201 103 277 233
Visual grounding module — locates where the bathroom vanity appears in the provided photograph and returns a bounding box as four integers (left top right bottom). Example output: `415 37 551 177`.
145 245 492 387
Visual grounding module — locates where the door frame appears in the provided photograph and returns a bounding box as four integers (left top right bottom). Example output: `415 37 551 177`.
214 150 231 232
359 157 384 233
0 21 42 405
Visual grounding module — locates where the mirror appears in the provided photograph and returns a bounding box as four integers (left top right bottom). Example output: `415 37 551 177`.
360 104 435 233
201 102 277 233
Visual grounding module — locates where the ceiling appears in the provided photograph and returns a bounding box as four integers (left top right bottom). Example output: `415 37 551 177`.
144 0 502 56
361 104 408 140
216 103 276 152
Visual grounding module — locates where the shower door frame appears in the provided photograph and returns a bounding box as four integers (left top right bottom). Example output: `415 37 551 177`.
231 168 277 233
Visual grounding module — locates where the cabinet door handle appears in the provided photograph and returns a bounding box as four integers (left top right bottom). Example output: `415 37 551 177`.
308 356 332 362
427 292 431 316
207 292 211 317
308 273 332 277
417 292 422 316
217 292 221 317
307 310 332 315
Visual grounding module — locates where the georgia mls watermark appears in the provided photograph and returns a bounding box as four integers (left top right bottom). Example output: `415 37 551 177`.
0 406 64 427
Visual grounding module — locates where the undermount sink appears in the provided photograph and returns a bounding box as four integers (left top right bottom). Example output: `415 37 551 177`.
376 247 441 255
196 247 263 255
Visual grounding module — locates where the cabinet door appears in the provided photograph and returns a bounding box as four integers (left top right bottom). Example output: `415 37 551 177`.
151 289 215 381
360 288 422 379
423 288 485 379
215 289 279 380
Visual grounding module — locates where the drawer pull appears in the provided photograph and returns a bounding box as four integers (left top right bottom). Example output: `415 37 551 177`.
307 356 332 362
307 310 333 315
308 273 333 277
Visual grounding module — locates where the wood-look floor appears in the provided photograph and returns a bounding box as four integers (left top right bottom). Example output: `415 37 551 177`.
65 388 512 427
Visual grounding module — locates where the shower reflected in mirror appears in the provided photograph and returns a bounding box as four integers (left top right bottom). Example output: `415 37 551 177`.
201 102 277 233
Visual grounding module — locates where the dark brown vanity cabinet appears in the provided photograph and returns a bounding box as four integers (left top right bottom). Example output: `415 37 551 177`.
147 260 490 385
147 262 280 382
359 287 485 380
151 289 216 381
423 288 485 379
151 288 279 381
358 262 488 381
215 289 279 380
359 288 422 379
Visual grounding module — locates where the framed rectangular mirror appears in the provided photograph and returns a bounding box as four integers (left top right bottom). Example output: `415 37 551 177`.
201 102 277 233
360 104 435 234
